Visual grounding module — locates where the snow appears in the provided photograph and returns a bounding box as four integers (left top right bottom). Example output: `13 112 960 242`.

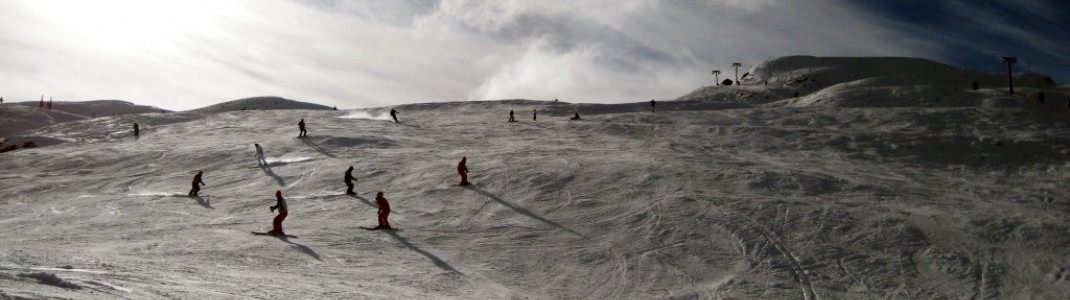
1 56 1069 299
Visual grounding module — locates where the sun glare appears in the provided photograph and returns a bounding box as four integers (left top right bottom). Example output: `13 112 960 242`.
35 0 240 52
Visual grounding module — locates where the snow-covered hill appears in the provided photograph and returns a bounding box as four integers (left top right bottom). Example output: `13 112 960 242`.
187 96 335 114
1 56 1069 299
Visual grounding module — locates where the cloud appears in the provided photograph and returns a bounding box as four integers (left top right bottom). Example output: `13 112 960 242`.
0 0 1065 111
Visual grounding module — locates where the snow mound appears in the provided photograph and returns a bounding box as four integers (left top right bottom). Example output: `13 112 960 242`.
188 96 333 114
677 56 1062 108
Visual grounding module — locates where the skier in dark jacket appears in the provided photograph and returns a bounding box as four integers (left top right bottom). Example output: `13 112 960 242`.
344 166 356 195
533 108 537 121
133 123 140 137
508 110 516 122
269 190 288 236
390 108 399 123
375 192 391 229
650 99 656 112
298 119 307 137
458 156 470 186
188 171 205 197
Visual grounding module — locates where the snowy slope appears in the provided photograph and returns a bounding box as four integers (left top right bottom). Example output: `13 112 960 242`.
2 56 1070 299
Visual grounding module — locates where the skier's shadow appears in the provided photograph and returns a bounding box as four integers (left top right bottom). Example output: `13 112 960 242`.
259 164 286 186
464 186 587 239
191 196 212 209
346 193 376 208
300 137 336 158
383 230 461 274
276 236 322 261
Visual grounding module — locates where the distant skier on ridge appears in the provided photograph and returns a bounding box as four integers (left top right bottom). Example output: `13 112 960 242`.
255 143 267 166
188 171 205 197
508 110 517 122
268 190 288 236
650 99 656 112
458 156 471 186
298 119 307 137
375 192 392 229
390 108 399 123
344 166 356 195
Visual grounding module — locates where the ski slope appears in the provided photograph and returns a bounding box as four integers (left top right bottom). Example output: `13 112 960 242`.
1 56 1069 299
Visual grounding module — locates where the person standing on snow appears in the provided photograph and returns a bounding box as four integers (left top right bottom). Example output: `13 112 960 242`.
650 99 656 112
457 156 471 186
133 123 140 137
508 110 516 122
255 143 267 166
344 166 356 195
389 108 399 123
533 108 537 121
268 190 289 236
188 171 205 197
298 119 307 137
375 192 391 229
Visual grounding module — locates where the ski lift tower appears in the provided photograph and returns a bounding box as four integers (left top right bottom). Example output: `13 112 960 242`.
732 63 742 85
712 70 721 85
1001 56 1017 95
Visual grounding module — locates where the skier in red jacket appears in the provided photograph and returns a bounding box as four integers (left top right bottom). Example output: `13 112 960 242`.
375 192 391 229
268 190 288 236
458 156 470 186
188 171 205 197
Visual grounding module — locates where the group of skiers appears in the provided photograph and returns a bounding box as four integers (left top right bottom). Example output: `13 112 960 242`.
179 103 619 237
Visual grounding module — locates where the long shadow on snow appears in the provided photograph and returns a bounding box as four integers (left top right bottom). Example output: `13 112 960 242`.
191 196 213 209
300 137 337 158
383 230 461 274
346 194 376 208
259 164 286 186
272 236 323 261
464 186 587 239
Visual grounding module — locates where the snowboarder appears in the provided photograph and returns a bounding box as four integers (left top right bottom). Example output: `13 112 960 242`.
298 119 307 137
533 108 537 121
508 110 516 122
570 111 581 120
390 108 399 123
344 166 356 195
1 97 4 104
650 99 656 112
255 143 267 166
458 156 470 186
268 190 288 236
188 171 205 197
375 192 391 229
133 123 140 137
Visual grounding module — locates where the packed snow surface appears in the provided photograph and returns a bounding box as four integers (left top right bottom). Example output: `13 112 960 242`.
1 56 1069 299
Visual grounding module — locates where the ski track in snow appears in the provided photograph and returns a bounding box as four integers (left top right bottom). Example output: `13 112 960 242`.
2 57 1070 298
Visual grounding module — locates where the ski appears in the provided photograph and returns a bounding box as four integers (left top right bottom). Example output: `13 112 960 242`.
360 226 400 231
250 230 297 237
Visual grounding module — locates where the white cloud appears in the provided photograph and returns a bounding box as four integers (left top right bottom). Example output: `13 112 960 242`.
4 0 1051 111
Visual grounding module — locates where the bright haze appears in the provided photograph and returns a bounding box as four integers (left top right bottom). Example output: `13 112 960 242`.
1 0 1067 110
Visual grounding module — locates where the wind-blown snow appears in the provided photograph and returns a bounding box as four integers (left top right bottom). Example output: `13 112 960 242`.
1 56 1068 299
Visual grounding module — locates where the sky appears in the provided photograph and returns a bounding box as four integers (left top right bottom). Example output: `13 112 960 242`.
1 0 1067 111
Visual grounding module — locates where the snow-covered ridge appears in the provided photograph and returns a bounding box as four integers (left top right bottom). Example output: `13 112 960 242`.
187 96 334 114
677 56 1063 108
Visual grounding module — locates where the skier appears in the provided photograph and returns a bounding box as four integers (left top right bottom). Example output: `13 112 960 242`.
389 108 399 123
1 97 4 104
298 119 307 137
508 110 516 122
133 123 140 137
650 99 656 112
268 190 288 236
344 166 356 195
188 171 205 197
255 143 267 166
457 156 470 186
533 108 537 121
570 111 581 120
375 192 391 229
